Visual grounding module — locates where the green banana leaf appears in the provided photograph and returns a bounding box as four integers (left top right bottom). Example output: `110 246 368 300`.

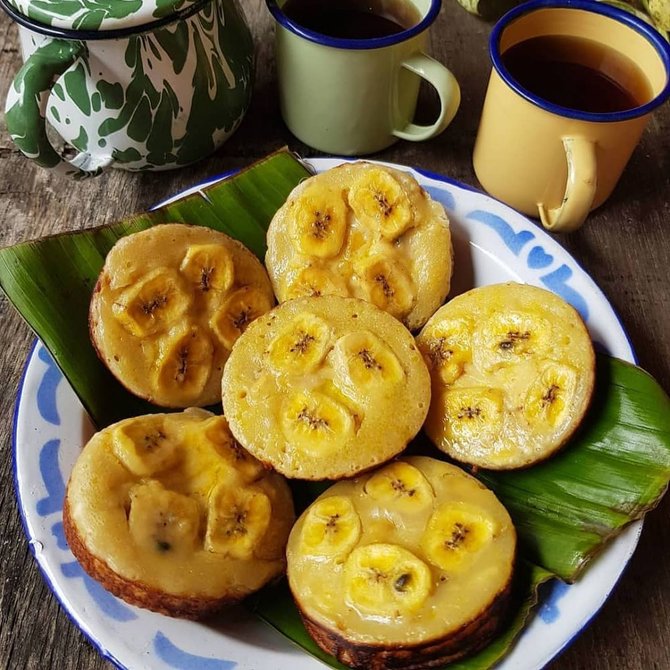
2 148 670 668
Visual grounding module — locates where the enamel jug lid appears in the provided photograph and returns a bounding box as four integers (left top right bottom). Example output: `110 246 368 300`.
4 0 204 33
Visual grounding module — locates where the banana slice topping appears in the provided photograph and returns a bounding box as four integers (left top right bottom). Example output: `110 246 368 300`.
112 268 191 337
364 461 434 513
153 326 214 404
344 543 432 616
281 390 355 456
331 330 405 399
210 286 274 350
290 183 348 258
205 484 272 559
300 496 361 559
268 313 334 375
348 168 413 240
356 256 415 320
180 243 235 294
422 502 496 572
112 417 180 477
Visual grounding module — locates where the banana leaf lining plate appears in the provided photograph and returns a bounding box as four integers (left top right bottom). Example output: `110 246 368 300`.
13 157 638 670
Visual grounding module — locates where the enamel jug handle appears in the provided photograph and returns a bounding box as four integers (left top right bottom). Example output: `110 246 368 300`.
5 38 112 179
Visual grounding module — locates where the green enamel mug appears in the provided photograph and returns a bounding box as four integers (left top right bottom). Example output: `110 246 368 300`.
266 0 461 155
0 0 254 177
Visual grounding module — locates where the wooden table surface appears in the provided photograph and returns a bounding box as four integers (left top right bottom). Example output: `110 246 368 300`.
1 1 669 668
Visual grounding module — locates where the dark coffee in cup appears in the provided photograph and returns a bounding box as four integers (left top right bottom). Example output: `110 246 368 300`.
281 0 421 39
501 34 652 113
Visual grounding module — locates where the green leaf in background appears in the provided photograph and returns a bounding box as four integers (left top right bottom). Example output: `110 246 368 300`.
254 562 554 670
0 149 311 428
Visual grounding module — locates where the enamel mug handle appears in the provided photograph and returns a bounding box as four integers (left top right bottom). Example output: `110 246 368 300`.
5 38 112 179
392 53 461 142
538 136 598 233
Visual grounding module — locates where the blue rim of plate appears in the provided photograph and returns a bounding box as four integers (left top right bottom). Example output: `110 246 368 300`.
12 159 640 670
11 339 125 669
265 0 441 51
490 0 670 123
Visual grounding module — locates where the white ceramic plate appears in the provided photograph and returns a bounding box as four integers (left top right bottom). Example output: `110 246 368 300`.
14 157 639 670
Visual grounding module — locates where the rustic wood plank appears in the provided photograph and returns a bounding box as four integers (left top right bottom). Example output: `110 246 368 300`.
1 1 669 668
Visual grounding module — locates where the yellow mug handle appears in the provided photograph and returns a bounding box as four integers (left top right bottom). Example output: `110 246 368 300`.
538 136 597 233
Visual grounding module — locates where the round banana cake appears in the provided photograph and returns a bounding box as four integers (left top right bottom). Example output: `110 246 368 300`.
265 161 453 331
63 408 295 618
89 223 274 407
286 456 516 669
221 295 431 480
417 282 596 469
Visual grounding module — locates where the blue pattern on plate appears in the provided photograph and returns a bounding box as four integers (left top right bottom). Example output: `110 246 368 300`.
539 581 570 624
466 210 535 255
51 521 69 550
37 346 62 426
540 265 589 321
424 184 456 212
61 561 138 622
36 439 65 517
153 632 237 669
527 245 554 270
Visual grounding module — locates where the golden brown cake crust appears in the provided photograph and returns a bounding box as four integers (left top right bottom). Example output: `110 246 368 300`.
298 577 512 670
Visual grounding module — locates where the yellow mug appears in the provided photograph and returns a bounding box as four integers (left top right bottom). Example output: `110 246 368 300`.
473 0 670 233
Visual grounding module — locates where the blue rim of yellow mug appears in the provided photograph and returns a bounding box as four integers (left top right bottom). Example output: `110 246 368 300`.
490 0 670 122
0 0 211 40
265 0 441 50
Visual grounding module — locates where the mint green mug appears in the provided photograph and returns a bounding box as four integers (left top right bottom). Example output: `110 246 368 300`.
266 0 461 155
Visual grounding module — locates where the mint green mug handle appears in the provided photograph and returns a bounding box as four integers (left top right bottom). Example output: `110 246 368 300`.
392 53 461 142
5 38 112 179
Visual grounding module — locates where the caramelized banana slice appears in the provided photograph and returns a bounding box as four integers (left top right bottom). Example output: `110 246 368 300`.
442 387 504 446
268 313 334 374
202 416 264 483
344 543 432 616
422 502 496 573
210 286 274 349
300 496 361 559
205 484 272 559
473 310 551 372
112 268 191 337
285 265 350 300
523 362 578 429
128 480 200 555
364 461 434 513
281 390 355 456
290 183 348 258
356 256 415 320
180 244 235 294
418 317 473 385
332 330 405 398
153 326 214 406
112 417 180 476
348 168 413 240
